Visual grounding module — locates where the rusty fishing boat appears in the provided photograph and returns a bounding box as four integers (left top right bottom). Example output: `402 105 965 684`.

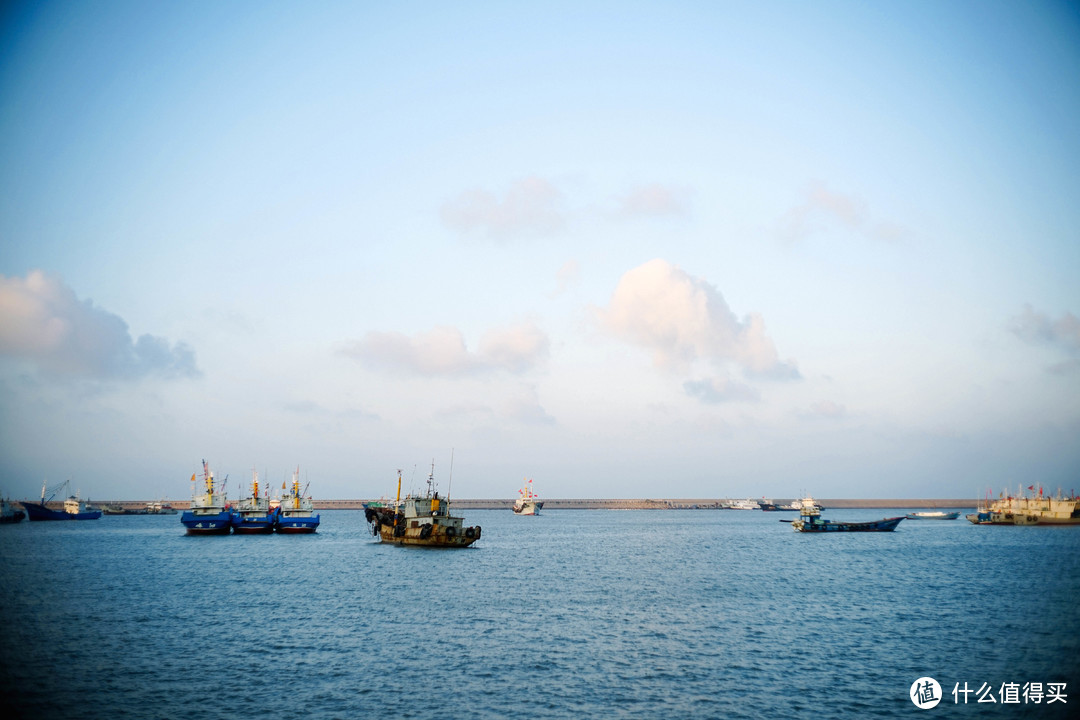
364 462 481 547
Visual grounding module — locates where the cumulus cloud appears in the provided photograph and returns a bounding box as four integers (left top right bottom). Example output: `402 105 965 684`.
780 181 905 243
616 184 688 218
0 270 199 380
341 321 549 377
441 177 565 239
596 259 799 382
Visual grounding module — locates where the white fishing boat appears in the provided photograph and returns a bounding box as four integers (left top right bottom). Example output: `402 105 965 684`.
512 477 543 515
905 511 960 520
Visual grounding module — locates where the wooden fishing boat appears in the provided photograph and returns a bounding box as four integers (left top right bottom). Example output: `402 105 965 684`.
364 462 480 547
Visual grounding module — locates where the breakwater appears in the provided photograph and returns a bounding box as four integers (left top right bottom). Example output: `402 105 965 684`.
85 498 976 511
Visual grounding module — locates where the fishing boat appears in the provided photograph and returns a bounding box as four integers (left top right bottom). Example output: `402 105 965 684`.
230 468 278 534
728 498 758 510
21 480 102 521
180 460 233 534
364 462 481 548
512 477 543 515
905 511 960 520
790 497 904 532
967 486 1080 526
1 497 25 523
145 499 178 514
274 466 319 533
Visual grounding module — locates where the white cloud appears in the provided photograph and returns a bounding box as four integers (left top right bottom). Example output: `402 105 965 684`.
683 376 760 404
0 270 199 380
596 259 799 380
440 177 565 239
616 184 688 218
1009 304 1080 353
341 321 549 377
803 400 847 419
549 259 580 298
780 181 906 243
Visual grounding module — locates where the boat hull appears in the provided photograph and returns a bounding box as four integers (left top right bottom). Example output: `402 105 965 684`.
230 517 276 534
512 501 543 515
0 510 25 523
905 512 960 520
793 516 905 532
275 514 320 533
181 510 233 534
967 512 1080 526
22 501 101 521
377 523 479 547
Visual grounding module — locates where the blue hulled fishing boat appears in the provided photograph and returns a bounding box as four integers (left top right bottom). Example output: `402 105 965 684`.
181 460 233 534
274 466 319 533
230 468 277 534
22 479 101 521
790 497 904 532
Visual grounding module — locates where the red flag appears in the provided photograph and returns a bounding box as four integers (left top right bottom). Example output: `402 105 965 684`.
1028 485 1035 491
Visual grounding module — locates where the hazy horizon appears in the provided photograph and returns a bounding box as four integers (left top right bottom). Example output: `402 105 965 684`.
2 1 1078 502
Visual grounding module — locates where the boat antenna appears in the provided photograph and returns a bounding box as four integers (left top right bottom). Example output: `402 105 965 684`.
447 448 454 505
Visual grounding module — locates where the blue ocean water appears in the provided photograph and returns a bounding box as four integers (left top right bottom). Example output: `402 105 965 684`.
1 508 1078 719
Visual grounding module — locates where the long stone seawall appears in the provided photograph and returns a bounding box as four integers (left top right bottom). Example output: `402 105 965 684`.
90 498 977 511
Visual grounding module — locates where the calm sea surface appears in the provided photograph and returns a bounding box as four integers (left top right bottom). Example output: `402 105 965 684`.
1 508 1078 719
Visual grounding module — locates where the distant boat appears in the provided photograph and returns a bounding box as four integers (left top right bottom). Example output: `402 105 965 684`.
181 460 233 534
790 496 904 532
905 511 960 520
274 466 319 533
364 462 481 547
1 497 25 523
230 467 278 534
512 477 543 515
22 479 101 521
145 500 178 515
729 499 757 510
967 486 1080 526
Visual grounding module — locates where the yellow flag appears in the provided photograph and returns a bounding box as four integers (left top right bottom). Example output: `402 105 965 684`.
190 473 196 483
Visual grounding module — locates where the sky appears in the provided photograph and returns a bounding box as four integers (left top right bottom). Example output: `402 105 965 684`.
1 0 1078 502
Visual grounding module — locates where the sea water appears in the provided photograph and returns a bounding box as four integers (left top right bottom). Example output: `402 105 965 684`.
1 508 1077 719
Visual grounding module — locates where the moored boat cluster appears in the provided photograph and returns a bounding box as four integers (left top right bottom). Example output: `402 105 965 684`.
181 461 320 535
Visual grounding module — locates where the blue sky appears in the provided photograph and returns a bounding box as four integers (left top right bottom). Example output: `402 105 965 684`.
1 0 1078 501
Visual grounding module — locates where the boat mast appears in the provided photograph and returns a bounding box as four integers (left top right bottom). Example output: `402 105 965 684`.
394 469 402 530
447 448 454 507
